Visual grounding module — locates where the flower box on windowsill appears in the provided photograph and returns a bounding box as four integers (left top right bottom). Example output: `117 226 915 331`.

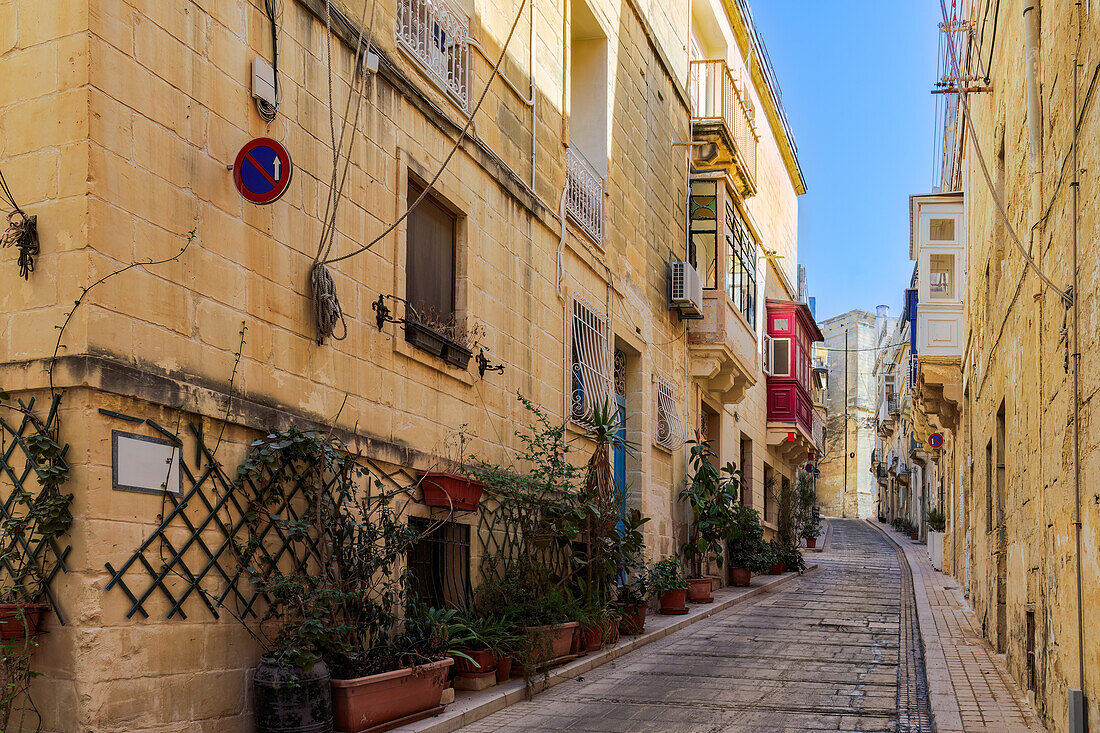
403 320 473 370
420 472 485 512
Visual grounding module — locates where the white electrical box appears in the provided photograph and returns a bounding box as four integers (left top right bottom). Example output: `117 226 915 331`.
252 56 277 107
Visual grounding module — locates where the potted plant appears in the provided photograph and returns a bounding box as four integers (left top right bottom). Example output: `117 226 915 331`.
650 556 689 615
403 307 483 370
927 507 946 570
726 503 768 587
236 428 457 733
679 440 741 603
765 541 785 574
615 574 649 635
795 471 821 548
419 471 486 512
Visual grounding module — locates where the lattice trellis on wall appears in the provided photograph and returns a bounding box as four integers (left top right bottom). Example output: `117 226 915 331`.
104 420 417 621
0 394 71 624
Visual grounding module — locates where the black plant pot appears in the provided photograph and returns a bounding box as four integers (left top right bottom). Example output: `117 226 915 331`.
254 657 333 733
404 320 473 370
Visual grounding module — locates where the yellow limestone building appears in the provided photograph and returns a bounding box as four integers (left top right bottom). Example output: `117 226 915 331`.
0 0 812 729
918 2 1100 730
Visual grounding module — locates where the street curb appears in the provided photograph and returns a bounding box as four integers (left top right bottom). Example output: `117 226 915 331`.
396 564 820 732
867 519 961 733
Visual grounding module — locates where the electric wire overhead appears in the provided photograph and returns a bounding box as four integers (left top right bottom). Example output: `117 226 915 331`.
0 165 38 279
310 0 530 344
937 0 1071 306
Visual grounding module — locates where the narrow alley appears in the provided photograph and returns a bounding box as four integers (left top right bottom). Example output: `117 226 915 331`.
456 520 1040 733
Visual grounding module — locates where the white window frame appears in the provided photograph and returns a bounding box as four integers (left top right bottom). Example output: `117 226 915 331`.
654 376 684 451
570 296 613 428
768 337 791 377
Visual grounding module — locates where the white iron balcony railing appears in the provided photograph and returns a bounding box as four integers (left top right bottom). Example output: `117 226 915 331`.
566 146 604 245
689 59 758 185
397 0 470 109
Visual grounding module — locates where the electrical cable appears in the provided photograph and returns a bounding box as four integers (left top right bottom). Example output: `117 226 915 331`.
321 0 529 268
938 0 1071 305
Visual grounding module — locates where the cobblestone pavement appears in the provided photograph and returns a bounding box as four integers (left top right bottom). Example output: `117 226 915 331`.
875 523 1045 732
461 520 922 733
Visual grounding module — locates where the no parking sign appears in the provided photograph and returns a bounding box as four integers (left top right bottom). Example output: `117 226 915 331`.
928 433 944 449
233 138 292 204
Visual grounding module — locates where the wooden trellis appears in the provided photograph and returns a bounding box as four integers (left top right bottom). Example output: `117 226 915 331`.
0 394 71 625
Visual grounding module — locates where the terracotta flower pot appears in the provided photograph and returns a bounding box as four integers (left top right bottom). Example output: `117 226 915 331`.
768 562 786 575
805 538 817 549
524 621 579 662
571 626 588 656
729 567 751 587
495 656 513 684
582 622 604 651
686 577 714 603
454 649 496 678
419 472 485 512
331 658 453 733
658 589 688 615
0 603 50 640
619 604 646 635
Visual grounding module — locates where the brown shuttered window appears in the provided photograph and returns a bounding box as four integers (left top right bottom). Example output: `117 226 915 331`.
406 181 455 320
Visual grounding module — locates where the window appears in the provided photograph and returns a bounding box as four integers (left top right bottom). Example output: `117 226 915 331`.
726 201 757 327
571 296 612 426
929 217 955 241
767 338 791 377
407 518 471 609
929 254 955 299
655 376 683 451
405 181 456 321
739 435 753 506
397 0 470 108
689 180 719 289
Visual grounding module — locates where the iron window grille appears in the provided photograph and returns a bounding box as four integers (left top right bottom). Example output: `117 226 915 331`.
655 376 684 451
570 295 612 428
397 0 470 110
566 147 604 245
407 518 472 610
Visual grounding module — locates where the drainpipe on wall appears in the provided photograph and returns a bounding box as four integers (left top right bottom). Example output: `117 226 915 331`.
1023 1 1044 229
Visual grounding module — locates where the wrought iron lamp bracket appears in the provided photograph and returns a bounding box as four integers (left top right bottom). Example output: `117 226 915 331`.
476 349 505 379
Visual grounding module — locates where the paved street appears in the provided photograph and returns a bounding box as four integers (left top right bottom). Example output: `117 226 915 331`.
462 520 926 732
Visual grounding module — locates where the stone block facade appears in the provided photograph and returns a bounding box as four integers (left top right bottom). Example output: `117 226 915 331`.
0 0 814 729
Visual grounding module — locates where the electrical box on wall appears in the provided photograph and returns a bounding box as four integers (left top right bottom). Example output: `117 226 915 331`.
252 56 277 107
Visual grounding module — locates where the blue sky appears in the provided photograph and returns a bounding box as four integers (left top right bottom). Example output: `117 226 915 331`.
750 1 942 322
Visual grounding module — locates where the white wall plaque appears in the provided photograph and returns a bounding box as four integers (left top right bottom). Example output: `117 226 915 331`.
112 430 182 496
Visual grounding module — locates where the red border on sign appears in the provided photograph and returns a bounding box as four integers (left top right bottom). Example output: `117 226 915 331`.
233 137 293 204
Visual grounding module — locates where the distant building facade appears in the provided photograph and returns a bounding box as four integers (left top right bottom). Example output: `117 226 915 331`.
817 310 878 518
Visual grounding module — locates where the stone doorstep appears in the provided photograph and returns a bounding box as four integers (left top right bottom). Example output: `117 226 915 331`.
391 565 819 733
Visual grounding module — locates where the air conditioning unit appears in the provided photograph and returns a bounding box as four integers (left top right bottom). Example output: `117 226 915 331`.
669 261 704 319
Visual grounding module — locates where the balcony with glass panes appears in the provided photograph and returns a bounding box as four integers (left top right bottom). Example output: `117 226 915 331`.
764 299 825 461
684 177 759 404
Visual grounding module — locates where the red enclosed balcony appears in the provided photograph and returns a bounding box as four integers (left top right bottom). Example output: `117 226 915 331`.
764 299 824 462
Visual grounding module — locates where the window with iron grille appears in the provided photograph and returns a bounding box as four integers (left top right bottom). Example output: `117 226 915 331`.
407 518 472 610
726 200 756 327
570 296 612 427
397 0 470 109
655 376 683 451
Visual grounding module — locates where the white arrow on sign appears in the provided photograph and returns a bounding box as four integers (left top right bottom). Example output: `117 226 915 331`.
272 157 281 181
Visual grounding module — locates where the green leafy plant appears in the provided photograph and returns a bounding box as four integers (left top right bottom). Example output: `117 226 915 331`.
795 471 821 542
648 556 688 595
768 540 807 574
679 440 742 578
725 503 771 573
927 507 946 533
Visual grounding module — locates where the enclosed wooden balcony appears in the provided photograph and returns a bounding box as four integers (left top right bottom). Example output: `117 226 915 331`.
687 291 758 404
689 59 758 197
